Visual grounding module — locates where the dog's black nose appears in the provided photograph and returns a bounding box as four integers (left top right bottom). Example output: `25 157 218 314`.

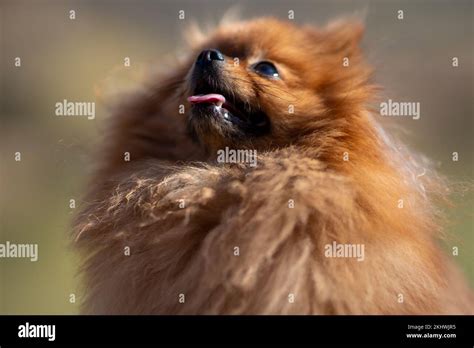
196 49 224 66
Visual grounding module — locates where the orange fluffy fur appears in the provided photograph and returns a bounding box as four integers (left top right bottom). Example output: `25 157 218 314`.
73 18 473 314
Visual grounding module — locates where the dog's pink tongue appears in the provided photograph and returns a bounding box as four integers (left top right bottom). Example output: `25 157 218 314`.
187 94 225 107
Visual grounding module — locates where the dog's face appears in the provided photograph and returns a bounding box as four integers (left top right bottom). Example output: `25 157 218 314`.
185 18 369 154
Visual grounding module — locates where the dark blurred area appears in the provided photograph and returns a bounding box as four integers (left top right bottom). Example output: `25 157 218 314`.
1 0 472 313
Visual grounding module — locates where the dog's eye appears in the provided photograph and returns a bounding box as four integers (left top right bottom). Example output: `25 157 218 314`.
253 61 279 78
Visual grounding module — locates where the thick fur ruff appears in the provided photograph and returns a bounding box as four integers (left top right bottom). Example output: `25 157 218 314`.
73 18 473 314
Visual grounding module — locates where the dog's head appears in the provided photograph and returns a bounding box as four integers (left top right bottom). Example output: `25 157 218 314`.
184 18 372 154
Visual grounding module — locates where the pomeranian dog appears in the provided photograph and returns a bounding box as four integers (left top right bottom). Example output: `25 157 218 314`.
73 17 473 314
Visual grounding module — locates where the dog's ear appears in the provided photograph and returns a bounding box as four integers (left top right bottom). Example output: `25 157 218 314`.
305 19 364 56
183 21 207 49
327 19 364 45
182 6 242 49
323 19 365 54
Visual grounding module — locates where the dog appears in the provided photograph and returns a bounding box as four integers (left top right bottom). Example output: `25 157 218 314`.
73 17 473 314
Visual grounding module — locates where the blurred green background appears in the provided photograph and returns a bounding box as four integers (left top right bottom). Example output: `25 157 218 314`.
0 0 472 314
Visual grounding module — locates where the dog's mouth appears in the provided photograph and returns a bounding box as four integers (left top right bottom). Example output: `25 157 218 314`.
187 89 270 136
